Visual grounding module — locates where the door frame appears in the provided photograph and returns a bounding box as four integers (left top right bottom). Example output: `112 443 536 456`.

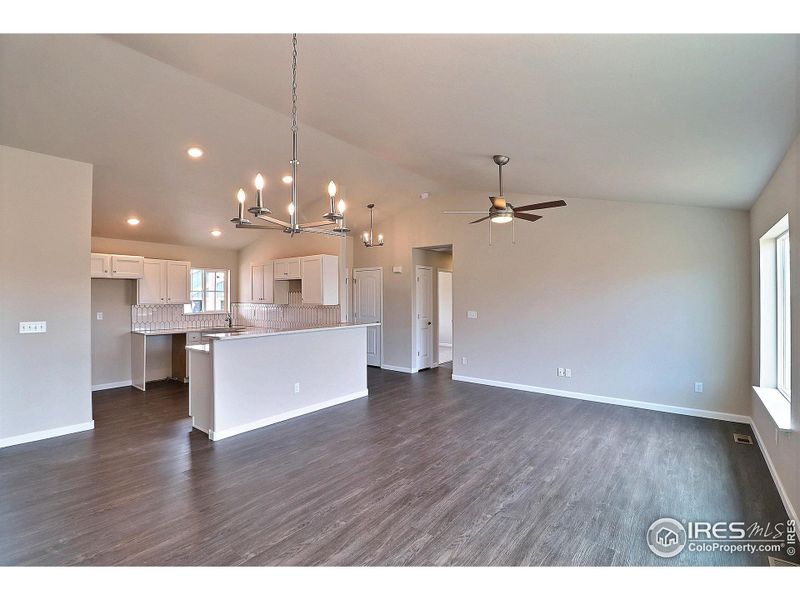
413 265 434 372
353 266 384 368
436 268 453 367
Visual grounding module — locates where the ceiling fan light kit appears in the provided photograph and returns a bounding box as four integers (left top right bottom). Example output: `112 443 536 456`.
230 34 349 238
444 155 567 244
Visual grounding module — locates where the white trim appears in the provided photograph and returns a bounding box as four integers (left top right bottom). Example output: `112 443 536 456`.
439 342 453 348
752 386 792 430
209 389 368 442
381 364 414 373
92 380 132 392
451 375 750 423
748 417 798 523
0 420 95 449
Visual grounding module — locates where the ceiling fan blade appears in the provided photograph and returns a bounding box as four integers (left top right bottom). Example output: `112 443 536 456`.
513 200 567 212
469 216 492 224
514 213 543 223
443 210 488 214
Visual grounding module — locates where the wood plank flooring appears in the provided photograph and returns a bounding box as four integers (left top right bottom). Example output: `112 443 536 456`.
0 366 790 565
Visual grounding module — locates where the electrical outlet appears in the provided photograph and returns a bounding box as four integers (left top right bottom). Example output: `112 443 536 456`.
467 310 478 319
694 382 703 393
461 357 468 365
557 367 566 377
96 312 104 321
565 368 572 378
294 382 300 394
19 321 47 334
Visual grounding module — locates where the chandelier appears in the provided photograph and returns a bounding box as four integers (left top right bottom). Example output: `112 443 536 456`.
362 203 384 247
231 34 349 237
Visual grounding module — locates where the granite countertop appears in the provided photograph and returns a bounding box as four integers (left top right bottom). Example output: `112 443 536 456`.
131 326 252 336
205 322 381 342
185 343 211 353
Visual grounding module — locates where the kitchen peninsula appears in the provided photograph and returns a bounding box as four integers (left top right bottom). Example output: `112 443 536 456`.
187 322 377 441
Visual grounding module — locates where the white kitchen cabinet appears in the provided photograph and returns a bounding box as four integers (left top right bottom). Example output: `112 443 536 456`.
250 262 274 303
91 253 111 278
166 261 190 304
274 258 301 280
137 259 190 305
91 253 143 279
301 255 339 305
111 255 144 279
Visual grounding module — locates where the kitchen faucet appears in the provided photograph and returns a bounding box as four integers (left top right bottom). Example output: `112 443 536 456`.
225 312 233 328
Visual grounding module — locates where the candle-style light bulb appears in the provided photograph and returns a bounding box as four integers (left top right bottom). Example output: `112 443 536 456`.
288 203 295 216
328 180 337 198
337 199 346 214
378 234 383 243
363 232 369 241
254 174 264 209
236 188 246 220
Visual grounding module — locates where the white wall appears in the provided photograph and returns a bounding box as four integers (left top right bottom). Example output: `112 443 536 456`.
749 133 800 520
0 145 94 445
354 190 751 419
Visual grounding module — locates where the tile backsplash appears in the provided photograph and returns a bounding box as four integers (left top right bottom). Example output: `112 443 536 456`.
131 302 341 332
131 304 229 332
233 303 341 328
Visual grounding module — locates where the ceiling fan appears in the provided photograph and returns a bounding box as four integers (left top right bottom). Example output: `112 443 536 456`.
444 155 566 243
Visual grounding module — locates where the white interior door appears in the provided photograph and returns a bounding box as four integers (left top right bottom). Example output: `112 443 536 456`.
415 266 433 370
354 267 382 367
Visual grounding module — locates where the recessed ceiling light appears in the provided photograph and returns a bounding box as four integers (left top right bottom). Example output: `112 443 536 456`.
420 192 430 200
282 175 293 184
210 229 222 237
186 146 204 159
127 217 140 226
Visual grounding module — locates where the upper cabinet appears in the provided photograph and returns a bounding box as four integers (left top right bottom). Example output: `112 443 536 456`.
91 253 143 279
274 258 302 280
137 259 190 305
301 255 339 305
250 261 274 303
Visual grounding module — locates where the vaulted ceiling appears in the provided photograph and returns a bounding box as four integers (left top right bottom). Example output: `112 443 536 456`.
1 34 798 249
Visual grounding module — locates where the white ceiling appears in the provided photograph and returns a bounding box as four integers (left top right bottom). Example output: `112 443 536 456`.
1 34 798 250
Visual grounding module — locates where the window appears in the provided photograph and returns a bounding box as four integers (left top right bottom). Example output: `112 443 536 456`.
186 268 228 313
776 230 791 400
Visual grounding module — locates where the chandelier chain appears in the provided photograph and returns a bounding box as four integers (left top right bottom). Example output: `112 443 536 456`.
291 33 298 134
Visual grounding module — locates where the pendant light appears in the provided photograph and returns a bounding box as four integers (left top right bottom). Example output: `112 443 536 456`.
230 34 347 237
362 203 384 247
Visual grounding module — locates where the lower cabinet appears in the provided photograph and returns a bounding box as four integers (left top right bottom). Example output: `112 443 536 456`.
138 259 190 305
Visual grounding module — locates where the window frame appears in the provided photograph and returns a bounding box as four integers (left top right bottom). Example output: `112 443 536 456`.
776 230 791 402
185 267 230 315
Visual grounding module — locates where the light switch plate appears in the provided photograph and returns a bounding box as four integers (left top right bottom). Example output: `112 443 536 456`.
96 312 104 321
19 321 47 334
694 382 704 393
392 266 403 273
467 310 478 319
565 368 572 378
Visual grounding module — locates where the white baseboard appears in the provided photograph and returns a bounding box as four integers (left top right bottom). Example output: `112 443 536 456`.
209 389 368 442
451 375 750 424
0 420 95 449
92 380 133 392
748 417 798 523
382 364 413 373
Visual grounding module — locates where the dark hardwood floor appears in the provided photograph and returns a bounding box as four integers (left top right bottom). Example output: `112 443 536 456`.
0 367 789 566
